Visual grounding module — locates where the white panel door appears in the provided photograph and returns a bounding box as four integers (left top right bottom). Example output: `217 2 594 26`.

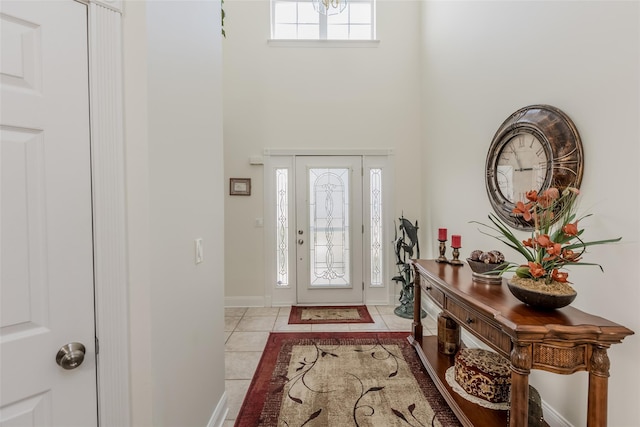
295 156 363 304
0 1 97 426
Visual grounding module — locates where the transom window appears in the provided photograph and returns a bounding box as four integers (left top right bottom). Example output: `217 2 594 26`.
271 0 376 40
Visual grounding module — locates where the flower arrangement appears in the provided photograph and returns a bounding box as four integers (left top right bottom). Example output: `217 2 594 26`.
474 187 621 293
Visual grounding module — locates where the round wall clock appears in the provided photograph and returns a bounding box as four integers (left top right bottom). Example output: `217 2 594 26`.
485 104 584 230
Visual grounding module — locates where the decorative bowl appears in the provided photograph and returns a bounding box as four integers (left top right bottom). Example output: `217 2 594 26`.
507 280 577 310
466 258 506 275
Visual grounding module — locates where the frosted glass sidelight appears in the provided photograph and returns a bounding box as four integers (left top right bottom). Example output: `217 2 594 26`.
276 169 289 287
370 168 383 286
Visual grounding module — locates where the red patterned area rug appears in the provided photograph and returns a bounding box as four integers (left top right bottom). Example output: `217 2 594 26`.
288 305 374 324
235 332 461 427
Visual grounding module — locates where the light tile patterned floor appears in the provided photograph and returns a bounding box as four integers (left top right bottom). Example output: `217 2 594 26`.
223 305 437 426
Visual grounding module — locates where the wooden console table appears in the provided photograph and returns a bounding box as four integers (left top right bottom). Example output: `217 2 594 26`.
409 259 634 427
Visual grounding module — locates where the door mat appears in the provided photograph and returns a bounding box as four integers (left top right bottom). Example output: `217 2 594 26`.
234 332 461 426
288 305 374 324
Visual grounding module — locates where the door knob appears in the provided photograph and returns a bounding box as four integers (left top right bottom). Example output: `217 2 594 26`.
298 239 304 245
56 342 86 370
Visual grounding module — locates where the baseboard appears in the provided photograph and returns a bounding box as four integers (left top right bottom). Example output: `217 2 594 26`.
225 296 394 308
206 391 228 427
420 295 440 323
538 404 573 427
365 299 395 306
224 296 265 308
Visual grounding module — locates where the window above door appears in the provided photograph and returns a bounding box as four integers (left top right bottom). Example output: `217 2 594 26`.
270 0 376 40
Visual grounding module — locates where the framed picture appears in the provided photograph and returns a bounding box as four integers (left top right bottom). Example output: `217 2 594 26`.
230 178 251 196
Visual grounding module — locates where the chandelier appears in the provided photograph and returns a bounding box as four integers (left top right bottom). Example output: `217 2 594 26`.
312 0 347 16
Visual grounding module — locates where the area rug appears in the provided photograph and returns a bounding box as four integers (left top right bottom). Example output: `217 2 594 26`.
288 305 374 324
235 332 461 427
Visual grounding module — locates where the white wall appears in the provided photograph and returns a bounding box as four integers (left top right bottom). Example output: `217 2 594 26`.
123 1 226 425
421 1 639 426
223 0 424 305
223 0 639 424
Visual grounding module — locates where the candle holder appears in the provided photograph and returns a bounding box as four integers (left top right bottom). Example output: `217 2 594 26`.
436 240 448 263
450 246 463 266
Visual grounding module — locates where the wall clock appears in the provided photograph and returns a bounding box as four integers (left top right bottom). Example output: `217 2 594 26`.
485 104 584 230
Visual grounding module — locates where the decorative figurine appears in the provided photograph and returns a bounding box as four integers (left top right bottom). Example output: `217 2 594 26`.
392 215 427 319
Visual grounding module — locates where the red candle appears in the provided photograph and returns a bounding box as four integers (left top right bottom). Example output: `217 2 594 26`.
438 228 447 241
451 235 461 248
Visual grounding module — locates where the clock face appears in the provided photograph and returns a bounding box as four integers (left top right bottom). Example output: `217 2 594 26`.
496 133 549 203
485 105 583 230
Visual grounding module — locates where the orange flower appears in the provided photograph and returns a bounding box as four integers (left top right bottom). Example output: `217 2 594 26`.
551 269 569 283
537 188 560 208
525 190 538 202
543 187 560 199
475 185 622 289
528 262 546 278
546 243 563 258
536 234 552 247
512 201 532 222
563 221 579 236
562 249 581 262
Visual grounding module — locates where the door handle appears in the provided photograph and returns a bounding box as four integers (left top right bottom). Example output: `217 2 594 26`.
56 342 86 370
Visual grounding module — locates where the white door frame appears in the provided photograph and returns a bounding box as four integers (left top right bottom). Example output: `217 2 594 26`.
263 149 395 308
85 1 130 425
1 2 129 423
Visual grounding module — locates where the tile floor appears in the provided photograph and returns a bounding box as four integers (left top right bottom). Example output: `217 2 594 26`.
223 305 437 426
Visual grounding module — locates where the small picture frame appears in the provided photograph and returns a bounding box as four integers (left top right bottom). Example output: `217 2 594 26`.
230 178 251 196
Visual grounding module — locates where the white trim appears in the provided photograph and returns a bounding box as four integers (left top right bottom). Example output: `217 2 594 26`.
265 148 393 156
268 39 380 48
224 296 268 308
87 2 130 426
88 0 122 14
206 392 229 427
539 403 574 427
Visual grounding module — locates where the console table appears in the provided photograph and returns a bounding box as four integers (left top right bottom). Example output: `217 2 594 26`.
409 259 634 427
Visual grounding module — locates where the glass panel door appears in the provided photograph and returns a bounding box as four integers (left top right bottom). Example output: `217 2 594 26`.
295 156 363 304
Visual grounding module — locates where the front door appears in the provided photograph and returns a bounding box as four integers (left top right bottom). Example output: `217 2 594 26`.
1 1 97 425
295 156 363 304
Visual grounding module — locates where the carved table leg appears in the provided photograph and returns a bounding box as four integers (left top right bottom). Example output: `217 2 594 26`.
510 343 532 427
587 345 610 427
412 265 423 340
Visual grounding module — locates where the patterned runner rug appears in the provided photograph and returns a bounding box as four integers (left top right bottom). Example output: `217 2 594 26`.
235 332 461 427
288 305 374 324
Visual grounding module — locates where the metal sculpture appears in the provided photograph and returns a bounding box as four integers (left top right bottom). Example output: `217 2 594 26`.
392 215 426 319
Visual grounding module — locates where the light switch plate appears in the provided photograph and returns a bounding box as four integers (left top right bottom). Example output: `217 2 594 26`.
195 238 204 264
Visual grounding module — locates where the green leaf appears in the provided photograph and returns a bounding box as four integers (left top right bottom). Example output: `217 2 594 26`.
564 237 622 251
485 214 535 262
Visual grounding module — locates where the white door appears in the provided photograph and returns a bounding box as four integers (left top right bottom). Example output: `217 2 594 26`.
295 156 364 304
0 1 98 425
